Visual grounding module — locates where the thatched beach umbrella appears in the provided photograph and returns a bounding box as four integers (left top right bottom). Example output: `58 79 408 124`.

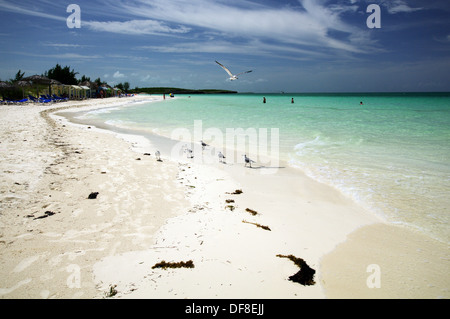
23 75 52 97
15 80 31 99
0 81 14 90
0 81 14 100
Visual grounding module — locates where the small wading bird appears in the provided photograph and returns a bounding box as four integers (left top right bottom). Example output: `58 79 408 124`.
243 154 255 168
155 150 162 162
218 151 226 163
215 60 252 81
200 140 209 150
182 144 194 159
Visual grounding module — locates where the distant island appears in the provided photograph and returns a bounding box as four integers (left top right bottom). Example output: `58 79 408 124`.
130 87 237 95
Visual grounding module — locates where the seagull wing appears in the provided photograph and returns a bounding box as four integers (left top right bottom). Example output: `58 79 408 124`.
215 61 234 77
235 70 253 77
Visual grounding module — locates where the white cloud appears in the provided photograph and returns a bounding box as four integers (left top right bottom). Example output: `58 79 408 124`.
113 71 125 79
0 0 66 22
117 0 371 53
380 0 422 14
138 38 335 61
85 19 190 35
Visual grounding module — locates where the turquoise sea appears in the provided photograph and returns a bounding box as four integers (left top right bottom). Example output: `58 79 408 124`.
79 93 450 244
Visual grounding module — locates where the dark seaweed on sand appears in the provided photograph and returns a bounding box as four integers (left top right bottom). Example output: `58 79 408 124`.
152 260 195 270
88 192 99 199
276 254 316 286
227 189 243 195
242 220 271 231
33 211 56 220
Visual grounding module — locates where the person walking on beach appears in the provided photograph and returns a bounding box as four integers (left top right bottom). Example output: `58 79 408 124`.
291 98 294 104
263 97 266 103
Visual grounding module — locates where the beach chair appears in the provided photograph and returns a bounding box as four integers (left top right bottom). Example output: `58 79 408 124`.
13 98 29 105
29 95 51 103
28 95 39 103
53 94 68 102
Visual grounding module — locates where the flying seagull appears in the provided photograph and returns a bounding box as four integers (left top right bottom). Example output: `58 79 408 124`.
215 61 252 81
243 154 255 168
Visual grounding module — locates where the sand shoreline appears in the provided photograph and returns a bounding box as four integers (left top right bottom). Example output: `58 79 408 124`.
1 96 448 299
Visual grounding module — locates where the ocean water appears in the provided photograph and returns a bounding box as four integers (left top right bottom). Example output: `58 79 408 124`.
79 93 450 244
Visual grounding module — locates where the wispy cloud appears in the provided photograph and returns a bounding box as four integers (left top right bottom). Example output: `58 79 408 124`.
84 19 190 36
113 0 372 54
4 50 102 60
0 0 66 22
0 0 376 57
136 38 334 61
380 0 423 14
45 43 89 48
113 71 125 79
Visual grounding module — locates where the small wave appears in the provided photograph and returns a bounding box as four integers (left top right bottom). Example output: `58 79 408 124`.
293 136 323 151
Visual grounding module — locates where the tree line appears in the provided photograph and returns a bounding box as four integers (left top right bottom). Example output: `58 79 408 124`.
1 64 131 100
11 63 125 86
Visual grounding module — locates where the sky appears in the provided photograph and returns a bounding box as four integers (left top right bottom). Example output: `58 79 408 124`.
0 0 449 93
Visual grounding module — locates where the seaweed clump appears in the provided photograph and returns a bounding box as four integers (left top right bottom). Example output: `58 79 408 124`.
245 208 258 216
227 189 243 195
276 254 316 286
88 192 99 199
152 260 195 270
105 284 118 298
242 220 271 231
33 211 56 220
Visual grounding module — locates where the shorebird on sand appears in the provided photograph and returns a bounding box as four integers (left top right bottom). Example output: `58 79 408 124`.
155 150 162 162
243 154 255 168
200 140 209 150
182 144 194 158
218 151 226 163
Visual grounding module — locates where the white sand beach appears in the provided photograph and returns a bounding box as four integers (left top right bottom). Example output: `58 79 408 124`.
1 96 448 299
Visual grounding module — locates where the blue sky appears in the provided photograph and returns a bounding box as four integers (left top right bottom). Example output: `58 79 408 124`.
0 0 449 93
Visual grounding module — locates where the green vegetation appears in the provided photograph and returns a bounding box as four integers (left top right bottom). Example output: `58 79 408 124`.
44 64 79 85
2 64 236 100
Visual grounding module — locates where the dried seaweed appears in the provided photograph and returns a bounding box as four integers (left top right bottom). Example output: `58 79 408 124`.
276 254 316 286
88 192 99 199
152 260 195 270
227 189 243 195
225 205 235 211
225 199 235 203
33 211 56 220
105 284 118 298
242 220 271 231
245 208 258 216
